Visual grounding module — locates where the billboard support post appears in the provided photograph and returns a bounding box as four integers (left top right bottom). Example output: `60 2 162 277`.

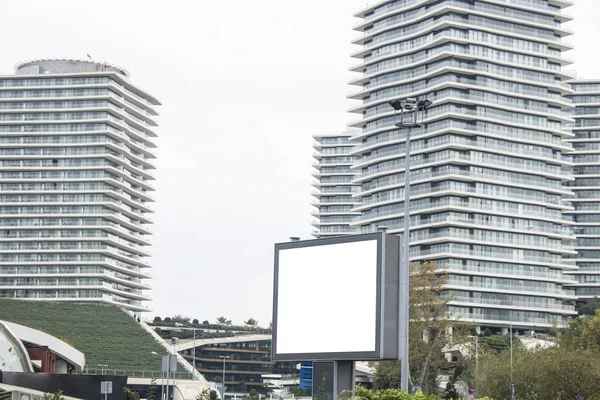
334 361 355 399
312 361 355 400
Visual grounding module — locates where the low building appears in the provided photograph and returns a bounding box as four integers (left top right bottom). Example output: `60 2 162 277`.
174 335 297 399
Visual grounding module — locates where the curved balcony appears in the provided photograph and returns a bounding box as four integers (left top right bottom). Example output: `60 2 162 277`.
353 0 572 35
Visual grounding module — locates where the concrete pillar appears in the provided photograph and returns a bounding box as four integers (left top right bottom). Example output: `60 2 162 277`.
501 327 508 335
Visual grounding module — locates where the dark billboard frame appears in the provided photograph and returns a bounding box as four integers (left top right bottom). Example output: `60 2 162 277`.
272 232 401 361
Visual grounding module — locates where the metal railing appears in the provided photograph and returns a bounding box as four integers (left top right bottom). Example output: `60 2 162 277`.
84 368 194 380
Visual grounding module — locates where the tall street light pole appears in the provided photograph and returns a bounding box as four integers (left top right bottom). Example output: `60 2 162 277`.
510 323 514 399
219 355 231 399
467 335 479 393
193 329 196 379
170 337 178 400
388 97 432 393
185 327 203 380
170 327 203 380
151 351 165 400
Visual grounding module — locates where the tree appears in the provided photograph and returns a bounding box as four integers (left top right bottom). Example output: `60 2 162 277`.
197 388 219 400
472 344 600 400
371 359 400 390
316 372 329 400
147 378 157 400
576 297 600 316
43 392 65 400
153 316 162 322
462 312 600 399
349 385 440 400
193 318 199 324
289 385 304 399
560 308 600 352
202 320 210 325
244 318 258 327
173 314 191 323
443 377 459 400
216 316 228 325
243 389 260 400
371 261 469 394
123 387 141 400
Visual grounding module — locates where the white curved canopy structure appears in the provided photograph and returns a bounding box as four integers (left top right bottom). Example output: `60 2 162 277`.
0 320 85 372
0 321 33 373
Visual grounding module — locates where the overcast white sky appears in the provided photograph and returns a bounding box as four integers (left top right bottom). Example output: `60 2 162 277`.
1 0 599 326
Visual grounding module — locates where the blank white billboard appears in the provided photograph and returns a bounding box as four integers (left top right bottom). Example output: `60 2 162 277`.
275 239 378 355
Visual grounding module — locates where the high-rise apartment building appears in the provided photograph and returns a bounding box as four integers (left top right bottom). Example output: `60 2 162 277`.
0 59 159 312
338 0 579 330
311 133 360 238
566 81 600 303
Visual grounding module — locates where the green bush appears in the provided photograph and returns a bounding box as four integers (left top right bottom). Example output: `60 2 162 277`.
352 386 439 400
350 386 493 400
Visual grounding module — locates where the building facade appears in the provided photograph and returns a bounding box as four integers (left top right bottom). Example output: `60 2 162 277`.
345 0 578 330
176 335 297 398
566 81 600 304
311 133 360 237
0 59 159 312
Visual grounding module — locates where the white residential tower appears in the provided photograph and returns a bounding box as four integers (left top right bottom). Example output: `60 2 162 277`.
0 59 159 312
339 0 578 330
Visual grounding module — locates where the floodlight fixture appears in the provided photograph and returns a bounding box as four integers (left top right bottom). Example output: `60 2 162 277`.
389 100 403 111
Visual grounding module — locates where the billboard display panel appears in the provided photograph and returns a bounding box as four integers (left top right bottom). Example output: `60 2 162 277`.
272 233 400 361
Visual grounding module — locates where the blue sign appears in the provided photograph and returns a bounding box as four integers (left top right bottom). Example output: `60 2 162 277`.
299 362 313 389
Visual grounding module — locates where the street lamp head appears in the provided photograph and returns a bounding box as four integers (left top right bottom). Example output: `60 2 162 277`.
389 98 418 111
389 98 432 113
403 97 417 111
417 99 433 111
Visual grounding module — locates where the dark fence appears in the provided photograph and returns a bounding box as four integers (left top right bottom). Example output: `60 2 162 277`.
0 371 128 400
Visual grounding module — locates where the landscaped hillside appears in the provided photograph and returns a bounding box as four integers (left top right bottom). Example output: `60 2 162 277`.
0 299 187 377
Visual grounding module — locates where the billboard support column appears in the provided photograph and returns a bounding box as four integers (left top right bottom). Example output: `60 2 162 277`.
312 361 355 400
334 361 355 399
